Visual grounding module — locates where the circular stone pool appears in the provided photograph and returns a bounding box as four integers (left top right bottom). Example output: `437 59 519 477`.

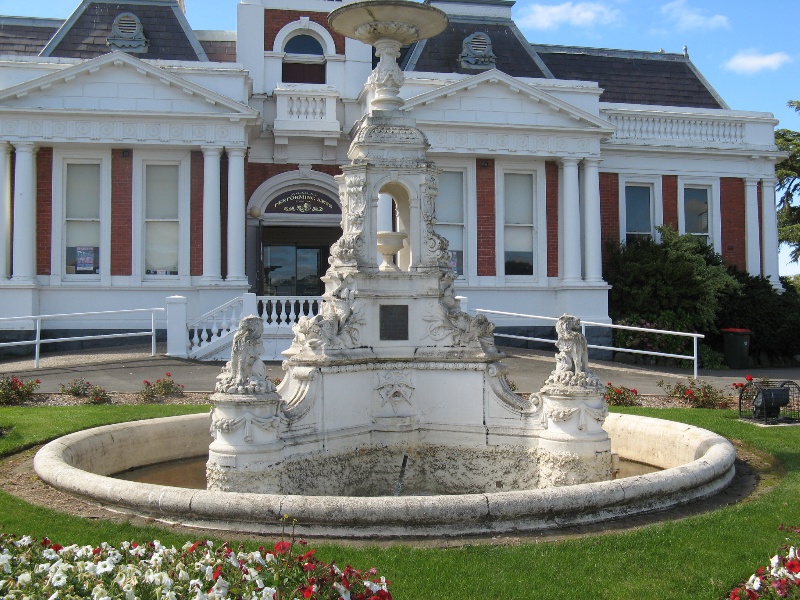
33 413 736 538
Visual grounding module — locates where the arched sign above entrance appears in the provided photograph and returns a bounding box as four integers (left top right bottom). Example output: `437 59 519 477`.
265 189 341 215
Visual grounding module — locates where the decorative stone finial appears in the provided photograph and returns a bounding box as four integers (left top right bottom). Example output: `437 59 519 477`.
215 315 277 395
542 314 602 393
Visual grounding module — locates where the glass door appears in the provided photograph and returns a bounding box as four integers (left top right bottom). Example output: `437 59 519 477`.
263 245 325 296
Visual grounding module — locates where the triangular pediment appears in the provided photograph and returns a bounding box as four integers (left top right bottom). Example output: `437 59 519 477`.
0 52 257 119
403 69 613 133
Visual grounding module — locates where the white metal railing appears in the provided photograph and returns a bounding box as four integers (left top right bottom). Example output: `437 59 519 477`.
257 296 323 326
475 309 705 378
603 112 745 145
187 295 246 354
0 308 164 369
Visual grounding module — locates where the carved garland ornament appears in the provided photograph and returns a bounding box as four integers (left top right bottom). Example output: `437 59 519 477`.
209 410 279 443
543 403 609 431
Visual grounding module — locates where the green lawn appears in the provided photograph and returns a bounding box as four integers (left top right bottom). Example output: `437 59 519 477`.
0 405 797 599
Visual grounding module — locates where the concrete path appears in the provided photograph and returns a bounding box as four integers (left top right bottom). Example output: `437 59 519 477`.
1 342 797 396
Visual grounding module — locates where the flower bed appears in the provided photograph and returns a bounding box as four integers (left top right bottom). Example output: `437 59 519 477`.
0 532 391 599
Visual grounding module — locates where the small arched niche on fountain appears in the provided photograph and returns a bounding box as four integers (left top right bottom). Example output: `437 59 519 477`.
376 180 413 272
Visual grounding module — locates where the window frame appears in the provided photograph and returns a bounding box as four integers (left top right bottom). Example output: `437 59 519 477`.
132 151 191 285
433 169 467 279
495 163 546 283
618 175 663 244
50 151 111 285
678 177 720 250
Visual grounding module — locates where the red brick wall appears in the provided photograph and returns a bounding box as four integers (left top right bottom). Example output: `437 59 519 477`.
720 177 746 270
599 172 619 268
662 175 678 229
190 151 204 276
264 10 345 54
475 159 496 276
545 161 559 278
244 163 341 201
36 147 53 276
111 150 132 276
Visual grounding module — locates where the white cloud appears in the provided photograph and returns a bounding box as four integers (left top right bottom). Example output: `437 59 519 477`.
660 0 729 31
516 2 620 30
724 50 792 75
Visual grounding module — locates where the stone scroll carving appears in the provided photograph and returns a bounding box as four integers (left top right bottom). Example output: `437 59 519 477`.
423 272 501 357
215 315 277 395
542 315 603 393
288 273 364 357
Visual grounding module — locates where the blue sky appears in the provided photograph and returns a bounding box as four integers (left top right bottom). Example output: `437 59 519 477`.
2 0 798 274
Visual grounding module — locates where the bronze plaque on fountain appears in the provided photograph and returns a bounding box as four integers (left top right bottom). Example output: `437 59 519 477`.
380 305 408 340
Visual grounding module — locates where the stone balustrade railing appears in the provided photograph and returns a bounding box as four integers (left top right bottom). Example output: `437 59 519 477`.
273 85 341 135
603 111 746 145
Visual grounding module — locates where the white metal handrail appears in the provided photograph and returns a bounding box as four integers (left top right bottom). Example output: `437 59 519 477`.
0 308 164 369
475 309 705 378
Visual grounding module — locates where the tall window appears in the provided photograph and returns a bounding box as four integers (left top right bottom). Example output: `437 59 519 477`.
684 187 709 243
434 171 465 276
64 163 101 276
282 34 326 84
503 173 535 276
144 165 179 276
625 184 652 242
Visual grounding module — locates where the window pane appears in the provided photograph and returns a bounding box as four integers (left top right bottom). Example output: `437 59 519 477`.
282 62 326 84
66 221 100 247
297 248 322 296
684 188 709 234
435 225 463 275
145 165 179 219
625 185 651 235
437 172 464 223
145 221 179 274
504 226 533 275
66 164 100 219
285 35 324 55
264 245 296 295
504 173 534 225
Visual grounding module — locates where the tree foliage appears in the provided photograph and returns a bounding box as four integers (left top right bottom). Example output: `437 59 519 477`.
775 100 800 262
605 226 740 336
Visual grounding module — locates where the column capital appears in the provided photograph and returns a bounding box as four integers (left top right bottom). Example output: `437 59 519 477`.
760 176 778 187
560 157 580 167
744 176 760 185
201 145 224 157
581 157 602 167
226 146 247 158
12 142 36 152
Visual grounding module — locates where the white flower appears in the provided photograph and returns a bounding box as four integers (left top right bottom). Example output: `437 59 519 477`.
210 576 229 597
0 552 11 574
50 572 68 587
35 562 51 573
261 587 277 599
334 582 350 600
17 572 32 587
96 560 115 575
42 549 59 561
746 574 762 590
47 592 59 600
12 536 33 547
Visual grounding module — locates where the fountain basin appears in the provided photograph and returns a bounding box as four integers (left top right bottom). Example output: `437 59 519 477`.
33 412 736 538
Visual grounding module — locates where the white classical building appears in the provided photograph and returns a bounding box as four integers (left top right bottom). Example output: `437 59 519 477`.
0 0 784 352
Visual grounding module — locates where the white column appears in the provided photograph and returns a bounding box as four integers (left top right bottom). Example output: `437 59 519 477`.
201 146 223 284
226 147 247 283
581 158 603 282
744 177 761 276
11 143 37 284
561 157 582 282
165 295 188 358
760 177 781 290
0 143 11 280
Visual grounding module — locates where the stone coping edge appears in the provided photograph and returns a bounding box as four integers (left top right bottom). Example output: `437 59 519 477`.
33 413 736 538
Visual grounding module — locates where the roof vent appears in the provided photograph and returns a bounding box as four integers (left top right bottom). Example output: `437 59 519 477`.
460 32 496 70
108 12 149 53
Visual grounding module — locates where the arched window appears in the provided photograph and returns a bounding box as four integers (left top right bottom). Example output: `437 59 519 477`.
282 34 326 84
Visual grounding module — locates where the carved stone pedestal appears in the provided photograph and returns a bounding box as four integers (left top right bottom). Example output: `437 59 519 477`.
537 391 611 487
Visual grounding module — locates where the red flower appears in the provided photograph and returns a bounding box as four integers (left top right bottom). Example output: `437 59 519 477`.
631 389 638 395
51 543 63 552
786 559 800 574
212 565 222 580
746 374 753 382
274 540 291 555
143 380 151 386
165 372 171 377
93 547 102 555
300 585 315 598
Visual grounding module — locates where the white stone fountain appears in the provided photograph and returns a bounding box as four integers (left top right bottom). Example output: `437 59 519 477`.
205 0 612 494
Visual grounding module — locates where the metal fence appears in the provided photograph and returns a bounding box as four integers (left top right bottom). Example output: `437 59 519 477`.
475 309 705 378
0 308 164 369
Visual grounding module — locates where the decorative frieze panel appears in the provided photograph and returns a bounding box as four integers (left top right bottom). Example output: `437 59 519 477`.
424 129 601 156
0 116 245 146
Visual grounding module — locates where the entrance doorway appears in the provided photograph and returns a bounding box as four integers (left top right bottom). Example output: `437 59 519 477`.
260 226 341 296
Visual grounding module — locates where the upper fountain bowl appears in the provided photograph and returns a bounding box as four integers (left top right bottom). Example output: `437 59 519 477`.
328 0 448 46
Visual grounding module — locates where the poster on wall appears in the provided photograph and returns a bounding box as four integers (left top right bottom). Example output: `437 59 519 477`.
76 247 95 273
